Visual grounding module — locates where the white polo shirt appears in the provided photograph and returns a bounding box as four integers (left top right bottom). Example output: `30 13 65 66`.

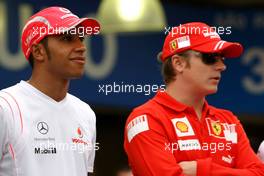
0 81 96 176
258 141 264 162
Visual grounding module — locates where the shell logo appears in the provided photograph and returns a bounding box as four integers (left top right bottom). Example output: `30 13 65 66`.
176 121 188 133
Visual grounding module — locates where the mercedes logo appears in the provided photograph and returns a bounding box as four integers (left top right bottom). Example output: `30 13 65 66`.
37 122 49 135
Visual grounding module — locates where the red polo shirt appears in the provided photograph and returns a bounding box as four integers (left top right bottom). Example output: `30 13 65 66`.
124 91 264 176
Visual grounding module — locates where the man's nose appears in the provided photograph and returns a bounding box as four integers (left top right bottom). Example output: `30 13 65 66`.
215 59 227 72
75 40 86 54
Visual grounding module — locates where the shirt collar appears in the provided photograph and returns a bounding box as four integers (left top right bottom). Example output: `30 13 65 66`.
153 91 213 115
153 91 188 111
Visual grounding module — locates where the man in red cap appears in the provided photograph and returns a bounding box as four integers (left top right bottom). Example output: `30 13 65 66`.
0 7 99 176
124 22 264 176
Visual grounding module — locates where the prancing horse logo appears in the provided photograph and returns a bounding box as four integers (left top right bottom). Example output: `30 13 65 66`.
37 122 49 135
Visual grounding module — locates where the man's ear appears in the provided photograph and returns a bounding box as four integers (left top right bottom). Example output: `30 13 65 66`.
31 43 46 62
171 55 186 73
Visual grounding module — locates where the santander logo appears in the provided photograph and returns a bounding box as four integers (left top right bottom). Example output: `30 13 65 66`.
77 127 83 138
72 127 88 145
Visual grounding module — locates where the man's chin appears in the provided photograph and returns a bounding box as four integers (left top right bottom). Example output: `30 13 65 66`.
203 85 218 95
68 73 84 79
207 88 218 95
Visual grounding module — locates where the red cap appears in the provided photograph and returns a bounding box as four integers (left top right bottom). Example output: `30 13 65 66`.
160 22 243 62
21 6 100 59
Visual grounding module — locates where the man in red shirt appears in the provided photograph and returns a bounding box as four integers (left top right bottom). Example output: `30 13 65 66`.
124 22 264 176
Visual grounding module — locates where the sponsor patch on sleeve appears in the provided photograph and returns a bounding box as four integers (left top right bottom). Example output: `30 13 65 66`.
127 115 149 143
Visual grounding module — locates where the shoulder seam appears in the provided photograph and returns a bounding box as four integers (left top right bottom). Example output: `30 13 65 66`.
0 91 24 133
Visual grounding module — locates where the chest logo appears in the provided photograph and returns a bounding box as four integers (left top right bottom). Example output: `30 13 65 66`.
206 118 237 143
37 122 49 135
77 127 83 138
206 118 225 138
171 117 195 137
222 155 234 164
211 121 222 136
72 126 89 145
176 121 188 133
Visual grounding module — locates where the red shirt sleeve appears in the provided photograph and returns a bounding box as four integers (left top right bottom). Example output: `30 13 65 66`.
197 117 264 176
124 112 185 176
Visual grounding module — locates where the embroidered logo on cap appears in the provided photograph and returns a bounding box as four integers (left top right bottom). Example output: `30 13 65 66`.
176 35 190 49
170 39 178 51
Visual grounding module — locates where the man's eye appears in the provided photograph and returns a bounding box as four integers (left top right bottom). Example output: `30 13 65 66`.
62 35 73 41
79 37 84 42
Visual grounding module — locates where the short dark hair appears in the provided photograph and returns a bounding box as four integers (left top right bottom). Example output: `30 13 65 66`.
161 50 192 85
28 37 49 68
161 57 175 85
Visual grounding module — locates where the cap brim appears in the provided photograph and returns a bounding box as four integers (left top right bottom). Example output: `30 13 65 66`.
77 18 101 34
60 18 100 35
192 40 243 58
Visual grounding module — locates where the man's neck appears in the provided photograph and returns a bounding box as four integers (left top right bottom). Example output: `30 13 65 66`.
28 73 69 102
166 82 205 120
